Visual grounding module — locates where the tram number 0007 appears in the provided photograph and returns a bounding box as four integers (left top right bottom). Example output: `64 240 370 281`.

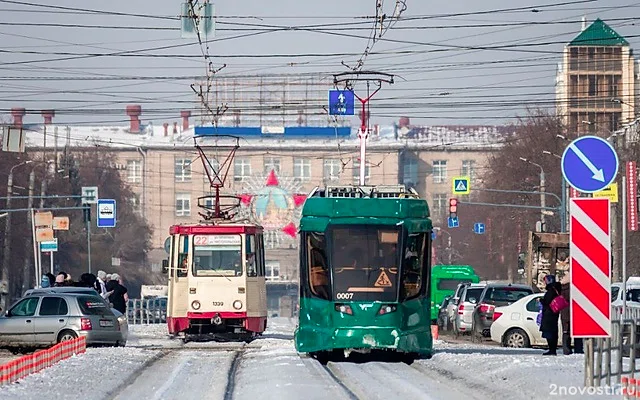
212 301 224 306
335 293 354 300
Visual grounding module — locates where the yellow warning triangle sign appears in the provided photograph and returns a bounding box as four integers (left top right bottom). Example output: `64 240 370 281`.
375 270 393 287
455 180 468 191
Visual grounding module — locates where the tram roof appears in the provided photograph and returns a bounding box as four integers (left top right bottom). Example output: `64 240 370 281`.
300 196 432 232
169 223 263 235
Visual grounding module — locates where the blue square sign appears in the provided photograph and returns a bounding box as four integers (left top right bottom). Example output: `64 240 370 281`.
474 223 485 234
448 216 459 228
97 199 116 228
328 90 355 116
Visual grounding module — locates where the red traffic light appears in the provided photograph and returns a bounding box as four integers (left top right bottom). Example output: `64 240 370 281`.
449 198 458 213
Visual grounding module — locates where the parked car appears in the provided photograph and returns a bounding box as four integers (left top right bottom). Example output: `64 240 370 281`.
447 282 470 324
453 283 486 335
471 283 534 340
0 291 128 350
490 293 562 348
612 279 640 308
436 295 453 330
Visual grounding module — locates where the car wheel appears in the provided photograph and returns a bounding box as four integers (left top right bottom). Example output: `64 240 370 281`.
57 330 78 343
503 328 530 348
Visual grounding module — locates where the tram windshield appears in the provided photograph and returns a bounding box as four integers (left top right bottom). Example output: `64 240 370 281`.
330 226 400 302
192 234 243 277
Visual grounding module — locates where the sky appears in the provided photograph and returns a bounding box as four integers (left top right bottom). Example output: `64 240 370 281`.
0 0 638 128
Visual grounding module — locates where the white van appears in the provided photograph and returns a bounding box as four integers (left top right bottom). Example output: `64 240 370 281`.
611 277 640 308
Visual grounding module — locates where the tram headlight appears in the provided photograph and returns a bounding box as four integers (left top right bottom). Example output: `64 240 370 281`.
233 300 243 310
191 300 201 310
378 304 397 315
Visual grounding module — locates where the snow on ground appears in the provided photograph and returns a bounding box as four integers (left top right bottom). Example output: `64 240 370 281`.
113 350 234 400
0 347 161 400
422 340 620 399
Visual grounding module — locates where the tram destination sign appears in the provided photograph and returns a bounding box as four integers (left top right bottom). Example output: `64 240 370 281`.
194 234 242 246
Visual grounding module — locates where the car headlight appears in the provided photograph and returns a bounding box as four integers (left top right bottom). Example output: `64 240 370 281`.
191 300 201 310
233 300 242 310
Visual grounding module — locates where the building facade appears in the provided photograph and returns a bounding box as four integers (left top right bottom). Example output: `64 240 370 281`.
556 18 637 134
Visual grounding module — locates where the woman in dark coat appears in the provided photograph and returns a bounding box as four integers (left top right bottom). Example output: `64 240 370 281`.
540 274 563 355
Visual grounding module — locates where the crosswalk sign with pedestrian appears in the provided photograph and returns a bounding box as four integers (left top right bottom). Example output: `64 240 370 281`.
452 177 470 195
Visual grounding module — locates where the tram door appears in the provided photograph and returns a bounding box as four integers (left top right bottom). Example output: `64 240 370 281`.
168 234 190 320
245 233 267 325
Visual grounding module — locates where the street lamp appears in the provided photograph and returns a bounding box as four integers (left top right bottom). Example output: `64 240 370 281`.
542 150 568 232
519 157 546 231
2 159 33 309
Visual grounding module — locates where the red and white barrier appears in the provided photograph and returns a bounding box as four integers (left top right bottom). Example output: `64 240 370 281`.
0 336 86 385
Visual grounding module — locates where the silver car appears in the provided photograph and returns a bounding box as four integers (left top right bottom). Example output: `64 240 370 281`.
453 283 486 335
0 290 128 348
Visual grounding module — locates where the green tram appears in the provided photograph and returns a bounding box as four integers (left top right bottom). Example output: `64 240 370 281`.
294 184 434 363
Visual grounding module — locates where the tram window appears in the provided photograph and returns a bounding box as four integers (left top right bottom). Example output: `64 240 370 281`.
256 234 266 277
330 227 399 302
307 232 329 300
192 234 243 277
400 233 425 301
176 235 189 277
246 235 257 277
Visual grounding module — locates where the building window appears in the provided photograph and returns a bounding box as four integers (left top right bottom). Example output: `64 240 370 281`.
293 158 311 181
352 160 370 184
203 157 220 182
126 160 142 183
263 157 280 174
130 195 141 213
175 193 191 217
234 158 251 182
266 260 280 281
588 75 597 96
403 154 418 188
432 193 447 220
323 159 341 182
432 160 447 183
174 158 192 182
461 160 475 180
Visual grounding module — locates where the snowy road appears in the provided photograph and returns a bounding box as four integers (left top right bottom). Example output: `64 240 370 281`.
0 318 620 400
112 350 236 400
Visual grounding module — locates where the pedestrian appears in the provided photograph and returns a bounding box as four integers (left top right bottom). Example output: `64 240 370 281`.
54 272 66 287
40 274 51 288
560 274 584 354
95 270 107 296
540 274 563 356
107 273 128 314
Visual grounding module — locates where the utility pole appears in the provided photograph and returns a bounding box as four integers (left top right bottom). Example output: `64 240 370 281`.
22 170 35 293
447 235 452 264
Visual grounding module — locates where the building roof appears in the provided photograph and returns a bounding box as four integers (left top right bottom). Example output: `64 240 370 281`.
568 18 629 47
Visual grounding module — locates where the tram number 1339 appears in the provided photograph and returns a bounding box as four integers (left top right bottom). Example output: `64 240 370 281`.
212 301 224 306
336 293 354 300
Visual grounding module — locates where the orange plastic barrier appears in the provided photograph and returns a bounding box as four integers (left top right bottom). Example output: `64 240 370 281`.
431 324 439 340
0 336 86 385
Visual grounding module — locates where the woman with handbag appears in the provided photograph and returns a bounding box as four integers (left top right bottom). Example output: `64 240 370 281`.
540 274 565 355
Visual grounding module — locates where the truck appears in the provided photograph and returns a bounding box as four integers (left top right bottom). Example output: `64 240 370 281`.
525 232 569 292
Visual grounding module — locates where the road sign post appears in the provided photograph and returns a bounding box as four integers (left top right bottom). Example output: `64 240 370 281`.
328 90 355 116
97 199 116 228
570 198 611 338
561 135 619 193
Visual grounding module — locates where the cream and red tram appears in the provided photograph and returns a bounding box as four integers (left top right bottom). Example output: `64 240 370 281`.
164 224 267 340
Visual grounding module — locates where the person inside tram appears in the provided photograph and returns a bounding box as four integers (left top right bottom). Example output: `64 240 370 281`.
310 247 329 300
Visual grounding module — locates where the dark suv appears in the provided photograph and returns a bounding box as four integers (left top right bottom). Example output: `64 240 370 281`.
471 283 534 339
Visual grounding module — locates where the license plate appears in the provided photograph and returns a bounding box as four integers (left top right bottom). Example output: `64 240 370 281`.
99 320 114 327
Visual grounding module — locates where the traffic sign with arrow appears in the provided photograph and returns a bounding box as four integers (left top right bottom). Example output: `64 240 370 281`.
561 135 619 193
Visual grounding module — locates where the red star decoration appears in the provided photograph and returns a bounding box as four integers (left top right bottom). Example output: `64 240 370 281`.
282 223 297 238
265 169 279 186
293 194 307 207
239 194 253 206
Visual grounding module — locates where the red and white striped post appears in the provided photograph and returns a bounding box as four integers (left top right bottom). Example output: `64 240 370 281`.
570 198 611 338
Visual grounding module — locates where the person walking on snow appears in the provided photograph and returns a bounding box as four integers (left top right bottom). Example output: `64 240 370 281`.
540 274 563 356
560 274 584 354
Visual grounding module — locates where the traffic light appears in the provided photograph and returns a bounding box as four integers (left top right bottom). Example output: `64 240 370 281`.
449 198 458 217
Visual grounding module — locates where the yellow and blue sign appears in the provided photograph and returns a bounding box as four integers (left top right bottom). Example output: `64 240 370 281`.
452 177 470 195
592 182 618 203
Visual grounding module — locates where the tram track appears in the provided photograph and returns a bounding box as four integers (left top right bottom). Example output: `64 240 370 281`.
223 349 244 400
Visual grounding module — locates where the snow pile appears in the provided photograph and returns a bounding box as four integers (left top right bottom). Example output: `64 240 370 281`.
420 342 618 400
0 347 161 400
128 324 168 338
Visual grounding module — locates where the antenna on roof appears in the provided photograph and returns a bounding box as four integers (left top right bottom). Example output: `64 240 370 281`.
581 16 587 31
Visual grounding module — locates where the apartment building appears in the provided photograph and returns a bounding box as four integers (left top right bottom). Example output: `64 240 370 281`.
556 18 637 134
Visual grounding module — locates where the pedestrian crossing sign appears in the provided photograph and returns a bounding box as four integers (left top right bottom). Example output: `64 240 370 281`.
452 177 470 195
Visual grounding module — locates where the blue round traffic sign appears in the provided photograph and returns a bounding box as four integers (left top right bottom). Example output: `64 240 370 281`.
561 135 619 193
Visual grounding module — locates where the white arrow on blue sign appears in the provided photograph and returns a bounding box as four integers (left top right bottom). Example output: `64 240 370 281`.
448 216 459 228
97 199 116 228
561 135 619 193
474 223 485 234
328 90 355 116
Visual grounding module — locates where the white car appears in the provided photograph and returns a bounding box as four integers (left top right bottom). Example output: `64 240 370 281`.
490 293 562 348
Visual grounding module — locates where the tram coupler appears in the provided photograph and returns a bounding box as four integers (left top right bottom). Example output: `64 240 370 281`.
211 313 223 325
